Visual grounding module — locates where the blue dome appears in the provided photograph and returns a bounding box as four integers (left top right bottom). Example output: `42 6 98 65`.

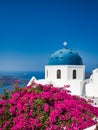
48 47 83 65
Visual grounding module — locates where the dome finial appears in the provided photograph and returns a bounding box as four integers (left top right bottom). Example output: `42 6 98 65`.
63 41 68 48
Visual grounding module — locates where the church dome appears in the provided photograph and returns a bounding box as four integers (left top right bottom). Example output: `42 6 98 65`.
48 42 83 65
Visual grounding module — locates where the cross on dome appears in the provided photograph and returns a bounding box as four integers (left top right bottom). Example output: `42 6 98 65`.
63 41 68 48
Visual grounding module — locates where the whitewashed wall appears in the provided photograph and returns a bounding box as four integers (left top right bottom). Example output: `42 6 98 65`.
45 65 85 81
44 65 85 95
85 68 98 97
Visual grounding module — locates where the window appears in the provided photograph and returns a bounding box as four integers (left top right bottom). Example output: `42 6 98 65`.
73 70 76 79
47 70 48 78
57 69 61 79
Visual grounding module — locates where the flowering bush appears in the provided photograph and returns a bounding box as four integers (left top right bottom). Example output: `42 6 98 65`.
0 82 98 130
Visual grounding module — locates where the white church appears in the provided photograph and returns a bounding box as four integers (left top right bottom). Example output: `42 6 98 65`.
28 42 98 98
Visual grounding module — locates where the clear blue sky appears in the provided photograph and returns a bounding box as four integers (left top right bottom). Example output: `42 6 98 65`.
0 0 98 72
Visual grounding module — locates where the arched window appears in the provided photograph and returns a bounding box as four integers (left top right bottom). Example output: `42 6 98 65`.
57 69 61 79
47 70 48 78
73 70 76 79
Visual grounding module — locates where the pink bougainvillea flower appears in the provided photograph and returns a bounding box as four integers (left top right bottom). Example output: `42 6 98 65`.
0 82 98 130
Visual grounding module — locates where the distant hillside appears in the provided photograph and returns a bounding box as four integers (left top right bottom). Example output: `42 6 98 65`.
0 76 28 86
85 72 91 79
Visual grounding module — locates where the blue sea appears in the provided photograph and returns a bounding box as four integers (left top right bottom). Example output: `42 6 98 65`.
0 71 90 94
0 71 44 94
